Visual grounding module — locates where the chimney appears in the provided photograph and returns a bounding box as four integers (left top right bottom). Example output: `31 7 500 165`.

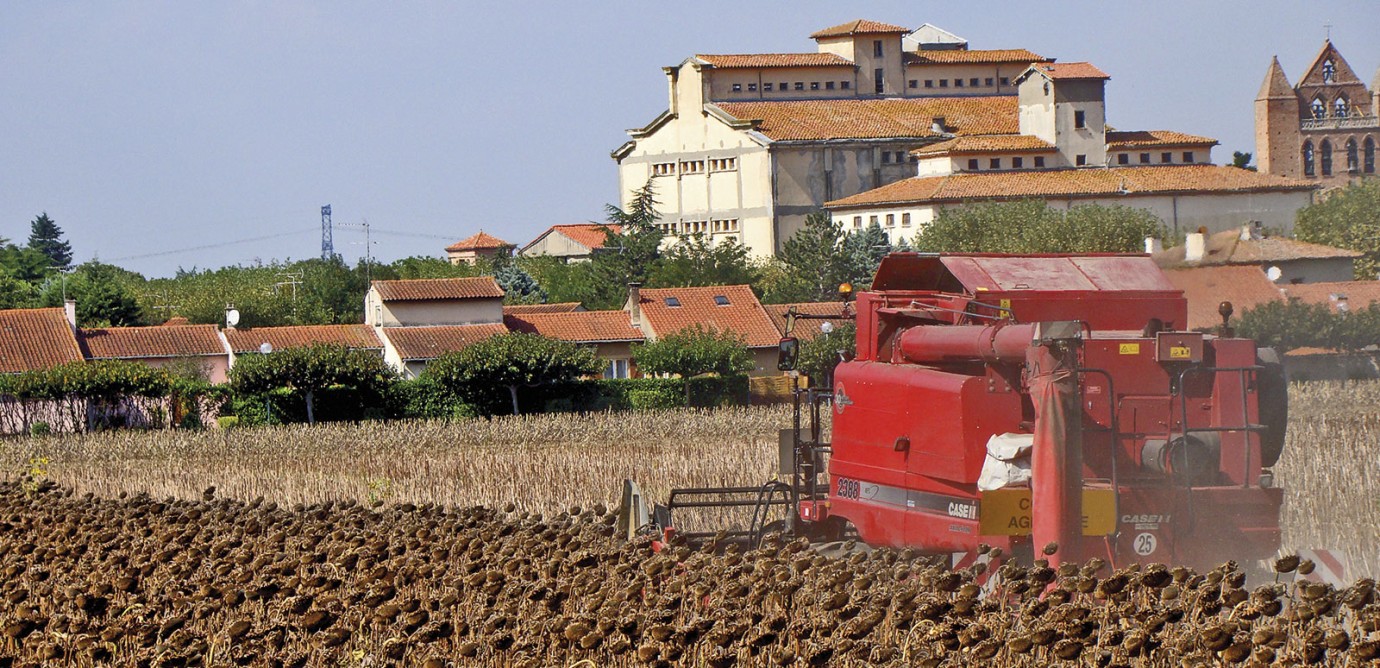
1239 224 1252 241
1144 237 1163 254
63 299 76 329
1185 232 1206 264
930 116 947 134
628 283 642 328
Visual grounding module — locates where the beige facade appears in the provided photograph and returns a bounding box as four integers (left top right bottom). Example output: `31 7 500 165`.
364 291 503 328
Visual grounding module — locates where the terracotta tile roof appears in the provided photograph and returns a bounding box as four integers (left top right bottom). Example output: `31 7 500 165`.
503 303 585 315
224 325 383 354
763 302 853 341
911 134 1055 156
445 231 513 252
0 308 83 374
825 165 1318 209
81 325 226 360
810 19 910 39
1281 281 1380 313
1022 62 1110 81
906 48 1048 65
546 224 623 252
382 324 509 362
696 53 855 69
161 317 190 326
636 285 780 348
504 311 644 343
713 96 1018 141
372 277 505 301
1162 266 1283 330
1106 130 1219 150
1155 228 1361 268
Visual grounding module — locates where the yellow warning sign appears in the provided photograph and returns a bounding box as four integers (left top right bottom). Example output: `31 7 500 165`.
1119 343 1141 355
999 298 1011 311
978 488 1117 536
1169 346 1191 359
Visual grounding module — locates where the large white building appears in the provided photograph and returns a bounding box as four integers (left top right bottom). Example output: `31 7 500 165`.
614 19 1317 255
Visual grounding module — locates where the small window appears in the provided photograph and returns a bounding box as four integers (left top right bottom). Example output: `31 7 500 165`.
984 77 994 86
881 152 892 164
1140 153 1151 164
999 77 1010 86
1161 152 1172 163
874 68 884 94
825 81 835 90
939 79 949 88
841 81 850 90
732 83 742 92
747 83 757 92
652 162 676 176
810 81 820 90
924 79 934 88
1117 154 1129 165
713 295 730 306
901 213 911 227
794 82 804 91
763 83 773 92
954 78 964 88
873 40 883 57
908 79 918 89
869 215 879 226
885 213 895 228
1074 110 1086 129
1034 156 1045 167
1012 156 1024 168
969 78 979 87
1076 154 1087 166
895 151 907 163
1182 151 1194 163
990 158 1001 169
664 297 681 307
1322 59 1336 83
780 82 788 90
853 216 862 228
967 158 979 170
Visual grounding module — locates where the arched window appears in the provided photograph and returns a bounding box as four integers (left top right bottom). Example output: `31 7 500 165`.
1311 97 1327 119
1303 141 1315 176
1335 96 1350 117
1322 59 1336 83
1366 137 1376 174
1320 140 1333 176
1347 139 1359 172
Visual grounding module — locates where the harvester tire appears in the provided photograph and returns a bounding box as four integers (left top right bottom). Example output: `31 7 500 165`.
1256 348 1288 467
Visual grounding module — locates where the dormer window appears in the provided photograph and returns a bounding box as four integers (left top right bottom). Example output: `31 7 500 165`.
664 297 681 307
1322 59 1336 83
713 295 730 306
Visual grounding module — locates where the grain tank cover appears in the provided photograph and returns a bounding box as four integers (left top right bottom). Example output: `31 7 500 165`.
871 253 1175 293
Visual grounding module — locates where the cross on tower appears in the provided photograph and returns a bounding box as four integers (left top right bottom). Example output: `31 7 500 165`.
1324 22 1332 40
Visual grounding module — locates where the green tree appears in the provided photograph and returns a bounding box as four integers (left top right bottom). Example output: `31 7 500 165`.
1295 180 1380 279
0 276 39 309
518 255 611 308
424 333 601 415
648 234 759 288
229 344 397 424
838 223 892 290
771 212 848 303
1231 151 1256 170
42 262 147 326
913 200 1165 254
589 179 665 307
494 261 548 304
0 242 53 283
1236 298 1336 353
633 325 754 378
27 213 72 269
796 322 856 387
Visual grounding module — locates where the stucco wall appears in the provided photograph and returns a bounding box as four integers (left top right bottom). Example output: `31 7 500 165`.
902 63 1023 96
370 298 503 328
522 232 594 260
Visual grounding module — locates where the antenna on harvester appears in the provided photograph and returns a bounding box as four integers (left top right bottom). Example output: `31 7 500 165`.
321 204 334 260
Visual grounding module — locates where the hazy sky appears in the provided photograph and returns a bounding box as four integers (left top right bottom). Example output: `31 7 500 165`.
3 2 1377 277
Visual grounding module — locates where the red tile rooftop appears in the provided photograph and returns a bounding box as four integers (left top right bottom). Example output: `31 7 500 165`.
81 325 226 360
0 308 83 374
371 277 504 301
224 325 382 354
713 96 1018 142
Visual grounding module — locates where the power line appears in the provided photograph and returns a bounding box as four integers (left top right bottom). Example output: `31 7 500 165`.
107 227 319 262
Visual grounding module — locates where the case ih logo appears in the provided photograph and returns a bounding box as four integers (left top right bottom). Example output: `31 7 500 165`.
834 384 853 413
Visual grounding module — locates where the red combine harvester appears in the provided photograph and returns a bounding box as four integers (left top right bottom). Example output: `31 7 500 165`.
645 252 1288 572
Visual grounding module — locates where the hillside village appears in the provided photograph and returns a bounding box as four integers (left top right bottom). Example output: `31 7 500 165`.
4 18 1380 412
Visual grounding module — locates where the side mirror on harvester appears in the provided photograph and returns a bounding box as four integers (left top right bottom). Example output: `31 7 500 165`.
777 337 799 371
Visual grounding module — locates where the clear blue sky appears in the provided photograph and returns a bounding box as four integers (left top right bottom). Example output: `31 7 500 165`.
3 1 1377 277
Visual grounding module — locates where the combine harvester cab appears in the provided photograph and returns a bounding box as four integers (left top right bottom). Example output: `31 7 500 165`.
811 252 1287 571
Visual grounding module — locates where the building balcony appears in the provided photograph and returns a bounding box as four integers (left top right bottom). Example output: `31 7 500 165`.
1301 115 1380 131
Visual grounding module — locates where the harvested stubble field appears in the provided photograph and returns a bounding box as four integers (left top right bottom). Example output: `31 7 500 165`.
0 382 1375 667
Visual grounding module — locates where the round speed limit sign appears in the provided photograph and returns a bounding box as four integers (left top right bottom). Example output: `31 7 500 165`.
1133 532 1158 556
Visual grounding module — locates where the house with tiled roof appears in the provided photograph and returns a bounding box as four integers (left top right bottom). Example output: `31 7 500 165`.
224 324 383 358
445 231 514 265
505 311 645 379
613 20 1052 256
1161 266 1285 331
79 324 232 383
0 306 83 374
624 284 782 375
365 277 505 328
502 303 585 315
1153 225 1360 284
520 224 623 262
380 323 510 379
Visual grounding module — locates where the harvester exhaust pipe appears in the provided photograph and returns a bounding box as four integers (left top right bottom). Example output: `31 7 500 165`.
1027 322 1084 565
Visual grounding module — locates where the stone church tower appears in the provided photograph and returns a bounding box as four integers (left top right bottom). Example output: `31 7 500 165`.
1255 41 1379 184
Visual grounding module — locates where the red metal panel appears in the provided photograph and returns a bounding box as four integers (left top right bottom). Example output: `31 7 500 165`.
968 256 1100 291
1071 256 1177 291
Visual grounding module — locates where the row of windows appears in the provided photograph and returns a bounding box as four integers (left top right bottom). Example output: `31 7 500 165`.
912 76 1011 90
1310 95 1360 119
655 219 741 235
880 151 914 164
732 80 852 93
853 213 912 229
651 157 738 176
965 156 1047 171
1114 151 1195 165
1303 137 1377 177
